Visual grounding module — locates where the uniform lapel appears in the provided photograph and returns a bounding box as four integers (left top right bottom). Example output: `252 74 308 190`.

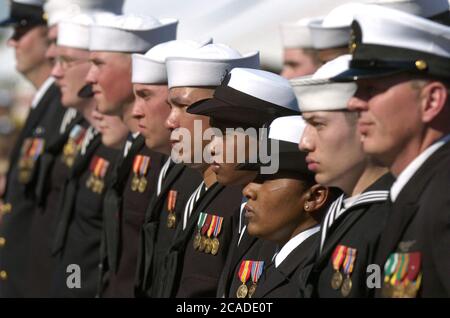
255 234 318 298
376 142 450 267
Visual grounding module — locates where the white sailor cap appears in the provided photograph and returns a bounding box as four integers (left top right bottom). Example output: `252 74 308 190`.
57 13 96 50
187 68 299 126
166 43 260 89
44 0 124 26
131 38 212 84
291 54 357 111
89 14 178 53
280 17 321 49
309 0 450 50
332 6 450 81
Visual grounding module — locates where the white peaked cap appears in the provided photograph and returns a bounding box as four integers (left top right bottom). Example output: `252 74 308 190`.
131 38 213 84
365 0 449 17
89 14 178 53
269 115 306 144
352 5 450 59
226 68 298 111
44 0 124 26
166 43 260 89
290 54 357 111
280 17 321 49
309 3 366 50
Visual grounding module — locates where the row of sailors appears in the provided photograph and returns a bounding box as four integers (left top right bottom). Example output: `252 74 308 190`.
0 0 449 298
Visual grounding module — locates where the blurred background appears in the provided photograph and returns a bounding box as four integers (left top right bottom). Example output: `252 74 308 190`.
0 0 365 173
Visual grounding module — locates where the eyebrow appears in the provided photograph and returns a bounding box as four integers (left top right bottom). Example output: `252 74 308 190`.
168 95 190 107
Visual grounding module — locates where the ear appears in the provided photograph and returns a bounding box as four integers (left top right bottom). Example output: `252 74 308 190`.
420 81 448 123
303 184 329 214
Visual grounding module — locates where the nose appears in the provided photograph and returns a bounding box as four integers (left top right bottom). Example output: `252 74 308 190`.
7 37 18 48
51 59 64 79
165 108 179 130
243 183 257 201
85 64 97 85
131 97 145 120
299 124 315 152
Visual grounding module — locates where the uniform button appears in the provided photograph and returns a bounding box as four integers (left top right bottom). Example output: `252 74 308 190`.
0 237 5 247
0 270 7 280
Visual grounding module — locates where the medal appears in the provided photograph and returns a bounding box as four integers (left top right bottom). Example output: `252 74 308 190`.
390 253 409 298
382 253 398 297
193 213 207 250
331 245 347 290
198 214 212 252
402 252 421 298
211 238 220 256
193 232 201 250
248 261 264 298
236 260 252 298
204 238 212 254
341 276 353 297
167 190 178 229
131 174 139 191
62 125 86 167
131 155 150 192
211 216 224 256
18 138 45 184
138 177 147 193
340 247 357 297
237 284 248 299
87 156 109 194
204 215 218 254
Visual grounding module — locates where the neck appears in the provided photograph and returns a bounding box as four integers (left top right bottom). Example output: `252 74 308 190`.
122 101 138 133
202 166 217 188
390 129 447 177
26 64 52 89
280 218 318 247
352 160 387 196
80 99 97 127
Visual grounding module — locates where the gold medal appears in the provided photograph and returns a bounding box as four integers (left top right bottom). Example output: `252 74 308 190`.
236 284 248 298
204 237 212 254
167 212 176 229
211 238 220 255
331 271 344 290
131 174 139 191
19 169 31 184
138 177 147 193
198 235 207 252
97 179 104 194
193 232 201 250
341 276 352 297
86 174 94 189
248 283 257 298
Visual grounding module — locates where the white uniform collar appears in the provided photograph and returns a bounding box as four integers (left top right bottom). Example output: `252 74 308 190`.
274 225 320 268
31 77 55 109
391 134 450 202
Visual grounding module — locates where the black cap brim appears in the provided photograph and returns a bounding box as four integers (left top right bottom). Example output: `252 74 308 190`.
187 97 300 126
0 17 18 27
332 67 406 82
